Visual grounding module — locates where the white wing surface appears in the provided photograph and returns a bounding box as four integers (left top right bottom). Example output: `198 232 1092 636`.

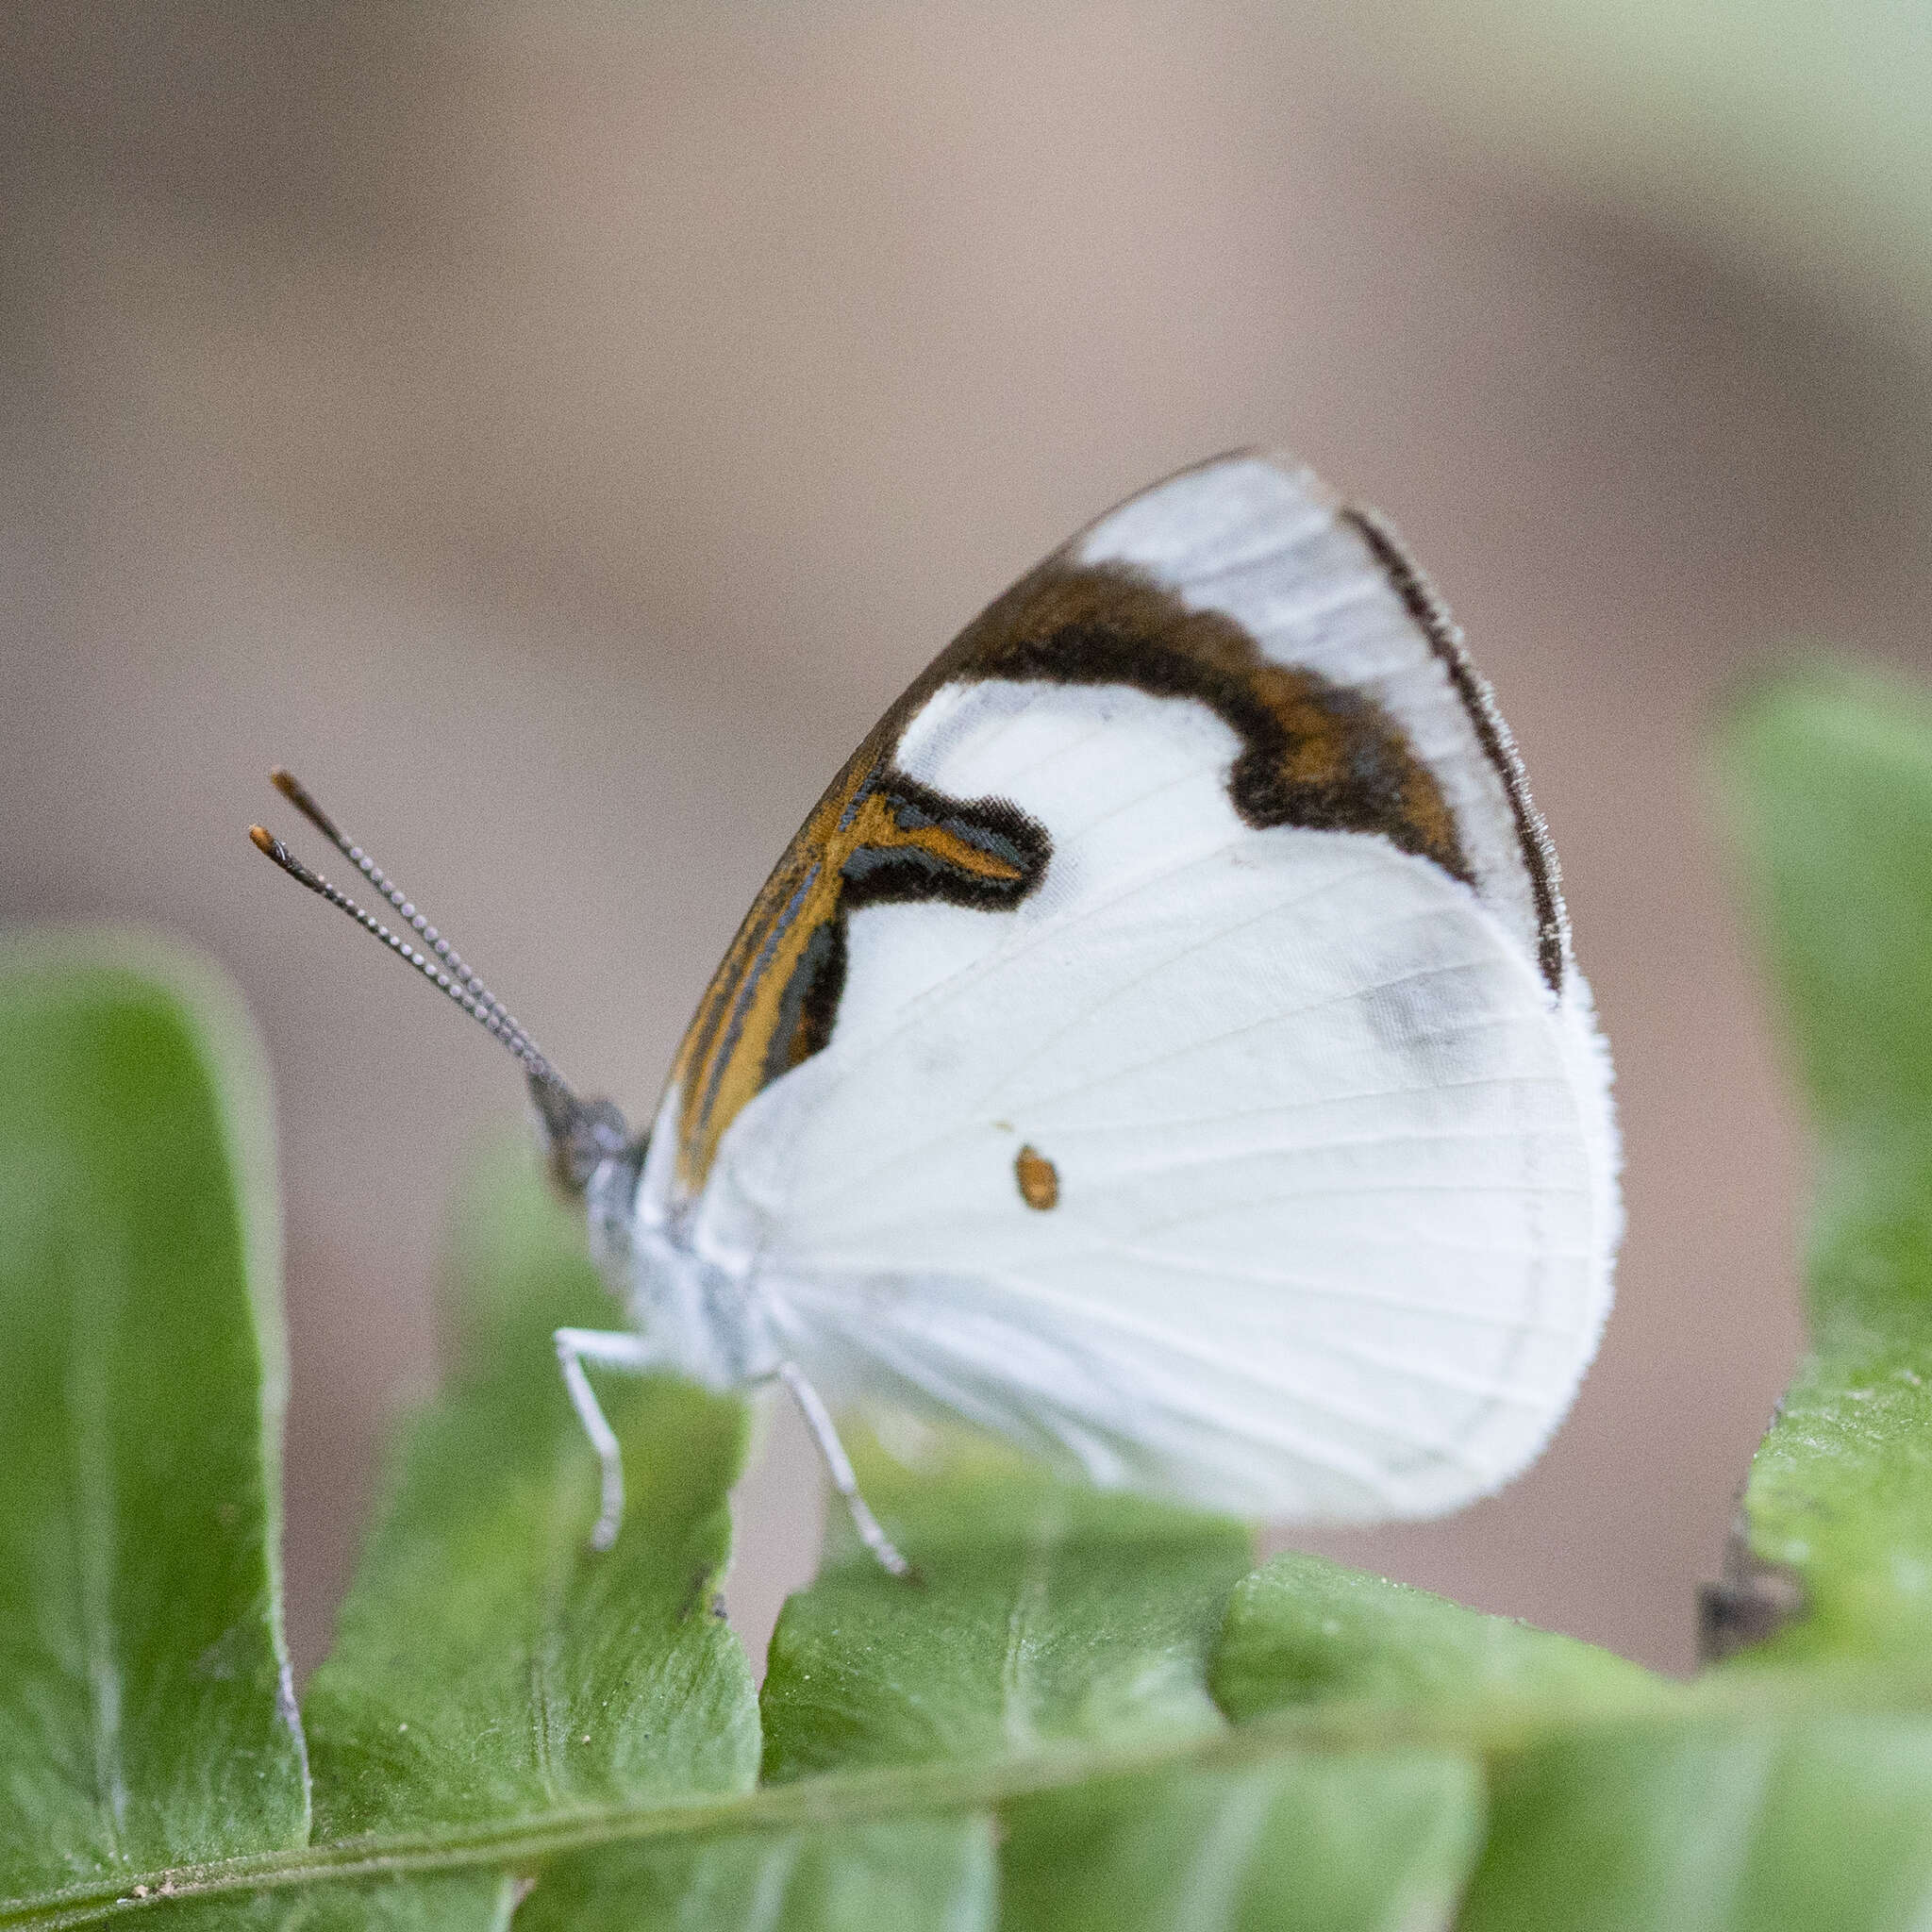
1077 455 1567 986
645 454 1618 1522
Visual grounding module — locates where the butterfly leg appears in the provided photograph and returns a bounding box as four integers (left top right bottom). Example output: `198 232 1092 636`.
555 1326 656 1552
775 1360 914 1580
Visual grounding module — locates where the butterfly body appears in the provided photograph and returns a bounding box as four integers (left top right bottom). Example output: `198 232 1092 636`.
561 452 1618 1543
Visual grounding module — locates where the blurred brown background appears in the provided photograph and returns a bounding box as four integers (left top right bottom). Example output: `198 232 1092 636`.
5 2 1930 1678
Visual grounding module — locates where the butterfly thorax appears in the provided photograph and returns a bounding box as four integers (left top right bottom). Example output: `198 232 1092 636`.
582 1144 777 1393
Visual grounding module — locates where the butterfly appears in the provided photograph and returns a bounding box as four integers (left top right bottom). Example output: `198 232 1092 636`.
253 452 1619 1578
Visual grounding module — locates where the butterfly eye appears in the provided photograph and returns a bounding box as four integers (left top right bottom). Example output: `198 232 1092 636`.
1014 1144 1058 1211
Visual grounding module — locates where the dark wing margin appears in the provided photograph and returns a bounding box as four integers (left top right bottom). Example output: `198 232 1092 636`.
1341 505 1569 993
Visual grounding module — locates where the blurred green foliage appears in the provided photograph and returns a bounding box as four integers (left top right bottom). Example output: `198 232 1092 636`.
1374 0 1932 343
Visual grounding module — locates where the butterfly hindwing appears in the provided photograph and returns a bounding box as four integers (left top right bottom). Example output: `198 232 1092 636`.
645 453 1617 1521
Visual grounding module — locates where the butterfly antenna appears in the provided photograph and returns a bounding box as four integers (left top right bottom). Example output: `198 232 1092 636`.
267 767 525 1044
247 772 632 1190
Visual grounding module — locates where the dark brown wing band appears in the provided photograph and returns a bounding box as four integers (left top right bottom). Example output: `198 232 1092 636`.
666 550 1485 1193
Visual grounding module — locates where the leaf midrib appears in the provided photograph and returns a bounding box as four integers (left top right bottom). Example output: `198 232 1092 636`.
6 1672 1906 1932
0 1707 1489 1928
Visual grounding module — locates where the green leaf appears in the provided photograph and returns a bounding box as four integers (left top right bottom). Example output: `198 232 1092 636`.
744 1442 1481 1929
0 957 761 1926
536 1417 1512 1931
1716 673 1932 1667
1461 1708 1932 1932
126 1872 520 1930
300 1148 760 1840
1189 1555 1654 1929
1724 673 1932 1156
547 1441 1497 1932
521 1817 997 1932
0 936 307 1896
758 1429 1253 1782
1212 1552 1665 1723
544 1430 1255 1924
1448 671 1932 1926
999 1749 1482 1932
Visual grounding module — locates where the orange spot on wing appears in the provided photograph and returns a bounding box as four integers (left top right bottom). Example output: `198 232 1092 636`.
1015 1144 1059 1210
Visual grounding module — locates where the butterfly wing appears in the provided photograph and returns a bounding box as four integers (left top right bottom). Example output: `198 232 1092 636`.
645 454 1618 1521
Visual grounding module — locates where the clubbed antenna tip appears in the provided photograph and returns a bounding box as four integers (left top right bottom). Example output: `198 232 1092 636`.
249 824 305 874
269 766 346 843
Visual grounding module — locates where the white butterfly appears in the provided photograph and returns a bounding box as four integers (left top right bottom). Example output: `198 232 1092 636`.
255 453 1619 1577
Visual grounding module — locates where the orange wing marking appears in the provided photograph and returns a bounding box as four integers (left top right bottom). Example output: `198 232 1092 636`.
669 748 1048 1192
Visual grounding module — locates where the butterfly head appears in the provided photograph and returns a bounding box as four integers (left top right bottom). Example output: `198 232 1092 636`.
528 1073 638 1199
